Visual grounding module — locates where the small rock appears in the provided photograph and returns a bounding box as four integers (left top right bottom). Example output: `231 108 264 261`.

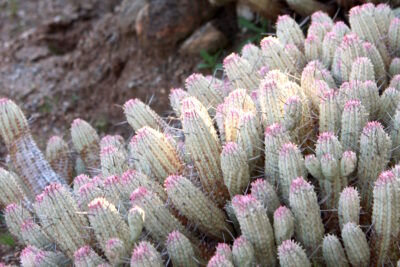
135 0 215 50
180 21 228 55
238 0 283 20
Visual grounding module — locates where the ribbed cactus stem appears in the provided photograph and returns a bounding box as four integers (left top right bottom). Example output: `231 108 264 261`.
166 231 199 267
289 177 324 255
232 195 276 267
340 100 368 153
181 104 228 206
277 240 311 267
357 121 391 210
100 134 125 150
105 238 126 265
305 34 322 62
251 179 280 219
322 234 349 267
46 135 73 184
123 98 166 132
0 98 66 196
284 44 307 72
221 142 250 197
372 170 400 265
34 183 90 258
223 89 257 114
73 174 90 194
363 42 387 87
0 168 25 207
128 206 144 243
340 151 357 177
20 245 67 267
164 175 232 240
273 206 295 245
169 88 190 117
241 43 264 70
338 80 380 121
129 126 183 183
389 18 400 57
338 187 360 229
349 3 392 67
322 32 341 69
237 111 262 166
319 90 341 134
258 79 282 127
74 246 107 267
222 53 260 92
88 197 130 254
100 146 128 177
77 179 103 211
130 187 189 243
207 254 233 267
276 15 304 51
224 108 241 143
279 142 307 203
305 154 324 188
232 236 255 267
185 73 223 115
390 58 400 76
260 37 300 76
391 106 400 162
130 241 163 267
283 96 302 135
71 118 100 174
379 87 400 125
341 222 370 267
4 203 32 241
332 34 367 84
20 219 51 249
301 60 335 109
350 57 375 82
264 123 291 188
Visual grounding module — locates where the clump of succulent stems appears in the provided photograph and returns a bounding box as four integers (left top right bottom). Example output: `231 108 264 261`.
3 3 400 266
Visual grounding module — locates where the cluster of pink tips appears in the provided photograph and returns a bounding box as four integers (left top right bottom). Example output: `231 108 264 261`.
265 123 284 137
274 206 291 219
74 246 91 260
340 187 358 200
131 242 152 262
101 146 117 156
164 175 182 190
375 170 396 187
341 34 360 47
43 183 63 197
21 245 36 258
222 142 239 155
232 195 258 215
317 132 335 143
250 179 267 194
74 174 90 186
106 238 123 250
342 151 356 160
88 197 108 211
223 53 240 67
363 121 383 134
344 100 361 111
258 66 270 77
130 187 148 203
104 175 121 188
121 170 137 184
124 98 140 109
78 182 96 197
185 73 202 87
21 219 35 232
305 34 318 44
166 230 183 245
278 240 300 254
48 135 62 144
240 112 255 124
208 254 230 267
279 142 298 156
290 177 312 193
216 243 231 255
260 79 278 92
71 118 84 128
233 235 249 248
182 109 199 120
285 96 301 105
4 203 18 214
0 98 9 105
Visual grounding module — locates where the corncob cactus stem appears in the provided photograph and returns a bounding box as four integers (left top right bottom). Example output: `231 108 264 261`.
278 142 308 204
322 234 349 267
207 254 234 267
0 168 26 207
390 105 400 162
273 206 295 246
123 98 167 132
71 118 100 174
169 88 190 118
341 222 370 267
357 121 391 210
73 174 90 195
33 183 90 258
276 15 305 51
378 87 400 126
232 194 276 267
338 187 360 229
221 142 250 197
241 44 264 71
250 179 280 220
164 175 233 240
215 243 233 262
88 197 131 256
232 236 255 267
74 245 107 267
4 203 32 241
45 135 73 184
319 90 341 135
277 240 311 267
20 245 68 267
289 177 324 256
181 101 229 206
130 241 163 267
105 238 127 265
128 206 145 244
166 231 200 267
349 57 375 82
371 170 400 265
0 98 66 196
77 179 103 211
100 145 128 177
20 219 52 249
389 58 400 77
130 187 190 244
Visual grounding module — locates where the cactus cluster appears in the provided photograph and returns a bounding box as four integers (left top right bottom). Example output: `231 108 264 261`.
4 3 400 266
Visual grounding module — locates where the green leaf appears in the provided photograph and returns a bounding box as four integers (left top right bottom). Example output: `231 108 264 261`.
0 232 16 247
199 50 214 64
238 16 264 33
197 62 212 70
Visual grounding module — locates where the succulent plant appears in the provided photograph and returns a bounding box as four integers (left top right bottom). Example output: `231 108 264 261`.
4 4 400 266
